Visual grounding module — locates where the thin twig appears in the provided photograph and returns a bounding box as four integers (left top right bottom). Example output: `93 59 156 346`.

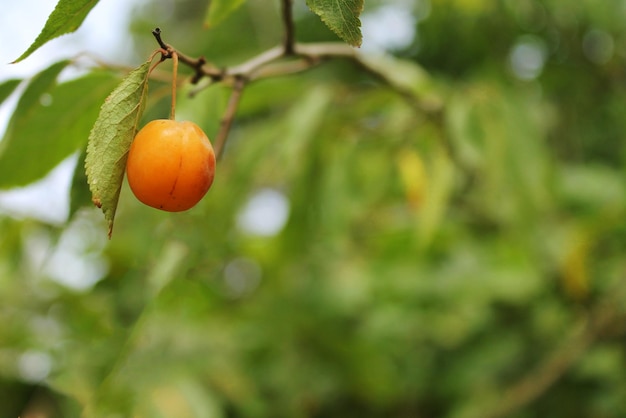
226 45 285 79
151 27 169 51
251 58 317 80
152 27 221 81
281 0 296 55
170 52 178 120
470 284 626 418
213 77 246 160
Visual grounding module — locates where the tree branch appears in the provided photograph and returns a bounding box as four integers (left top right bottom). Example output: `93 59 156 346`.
465 283 626 418
150 29 440 160
227 45 285 79
281 0 296 55
213 77 246 160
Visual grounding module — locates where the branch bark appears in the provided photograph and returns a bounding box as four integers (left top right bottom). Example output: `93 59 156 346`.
213 77 246 159
465 283 626 418
150 28 438 160
282 0 296 55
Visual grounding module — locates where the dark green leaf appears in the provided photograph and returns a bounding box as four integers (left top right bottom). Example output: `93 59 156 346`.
85 61 151 238
0 79 21 105
306 0 363 47
13 0 100 63
204 0 247 28
0 70 119 189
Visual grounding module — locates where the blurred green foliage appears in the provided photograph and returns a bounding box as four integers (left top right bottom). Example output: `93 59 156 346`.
1 0 626 417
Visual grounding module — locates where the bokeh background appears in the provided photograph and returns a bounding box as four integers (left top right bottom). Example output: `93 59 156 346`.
1 0 625 417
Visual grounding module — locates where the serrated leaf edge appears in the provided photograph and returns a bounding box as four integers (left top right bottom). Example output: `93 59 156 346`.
85 61 151 238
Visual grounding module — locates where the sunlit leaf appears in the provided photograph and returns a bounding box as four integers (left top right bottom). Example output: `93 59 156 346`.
0 79 21 105
397 149 427 209
0 70 119 189
85 60 151 238
418 145 456 248
12 0 100 63
204 0 247 28
560 227 591 300
306 0 363 47
358 54 442 110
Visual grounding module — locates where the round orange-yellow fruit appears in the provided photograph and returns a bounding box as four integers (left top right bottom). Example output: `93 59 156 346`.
126 119 216 212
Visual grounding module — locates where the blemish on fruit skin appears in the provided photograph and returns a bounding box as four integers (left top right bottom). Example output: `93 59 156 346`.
169 156 182 196
92 198 102 208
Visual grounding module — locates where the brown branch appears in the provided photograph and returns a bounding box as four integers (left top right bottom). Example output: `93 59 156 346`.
213 77 246 160
467 284 626 418
227 45 285 79
152 27 221 82
281 0 296 55
151 29 435 113
150 29 441 160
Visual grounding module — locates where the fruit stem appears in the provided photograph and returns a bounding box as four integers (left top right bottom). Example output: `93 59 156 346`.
170 51 178 120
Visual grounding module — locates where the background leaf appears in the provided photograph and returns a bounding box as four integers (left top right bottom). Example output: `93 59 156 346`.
306 0 363 47
0 70 119 189
85 60 151 238
12 0 100 62
0 79 21 105
204 0 247 28
1 61 69 144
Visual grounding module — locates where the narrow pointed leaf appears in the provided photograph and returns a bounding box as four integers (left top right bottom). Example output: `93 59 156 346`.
204 0 247 28
0 79 21 105
13 0 100 63
306 0 363 47
85 61 151 238
0 70 119 188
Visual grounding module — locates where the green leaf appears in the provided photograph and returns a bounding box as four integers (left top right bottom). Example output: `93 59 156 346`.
358 54 443 110
85 61 151 238
13 0 100 63
0 79 21 105
0 60 69 176
0 70 119 189
204 0 247 28
306 0 363 47
1 61 69 143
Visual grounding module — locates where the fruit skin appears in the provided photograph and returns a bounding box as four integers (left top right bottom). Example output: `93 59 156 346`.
126 119 216 212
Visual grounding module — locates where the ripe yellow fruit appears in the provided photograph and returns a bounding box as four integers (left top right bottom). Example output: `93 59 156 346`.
126 119 216 212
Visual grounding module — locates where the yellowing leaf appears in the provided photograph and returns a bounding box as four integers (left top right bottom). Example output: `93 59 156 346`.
306 0 364 47
560 229 591 300
397 149 427 209
85 61 151 238
13 0 100 63
418 146 456 249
